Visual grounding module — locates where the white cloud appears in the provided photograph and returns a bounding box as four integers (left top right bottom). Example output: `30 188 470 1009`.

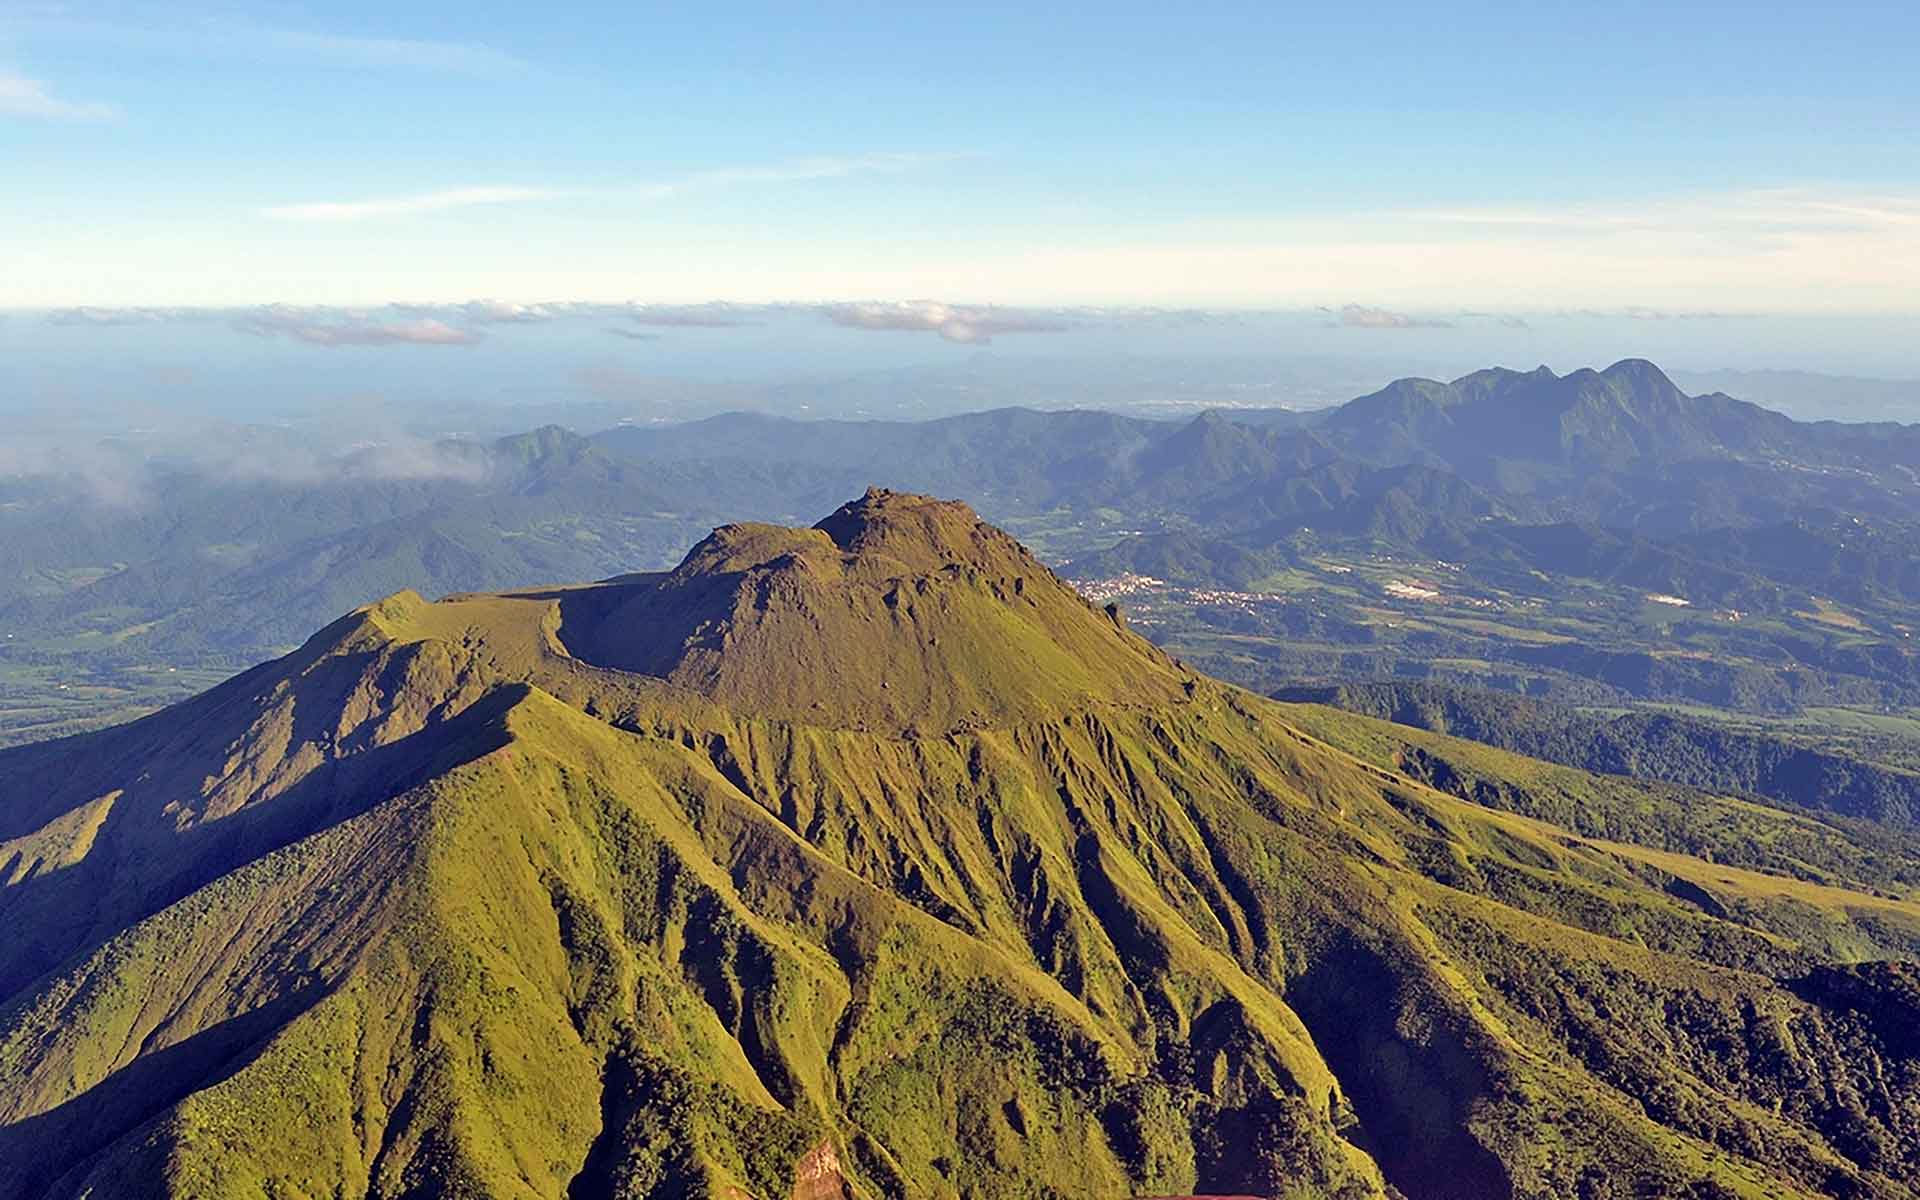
456 299 559 324
821 301 1073 343
263 186 560 223
0 70 114 119
1321 303 1452 330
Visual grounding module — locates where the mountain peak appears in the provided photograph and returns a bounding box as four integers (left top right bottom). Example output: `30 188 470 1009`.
1322 357 1819 470
545 491 1193 730
667 520 838 579
811 486 1015 573
493 423 590 460
1600 356 1674 383
9 487 1920 1200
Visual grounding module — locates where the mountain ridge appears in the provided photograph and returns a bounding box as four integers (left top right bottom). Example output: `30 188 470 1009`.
14 355 1920 743
5 492 1920 1199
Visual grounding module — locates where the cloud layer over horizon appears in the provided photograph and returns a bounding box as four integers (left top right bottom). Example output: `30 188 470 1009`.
235 308 485 347
820 301 1074 343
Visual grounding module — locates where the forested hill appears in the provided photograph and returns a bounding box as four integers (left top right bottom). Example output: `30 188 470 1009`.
1277 680 1920 826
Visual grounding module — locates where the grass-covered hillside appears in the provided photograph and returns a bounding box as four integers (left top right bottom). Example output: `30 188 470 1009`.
2 493 1918 1199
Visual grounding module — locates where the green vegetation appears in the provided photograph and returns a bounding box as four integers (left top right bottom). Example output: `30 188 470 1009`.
9 360 1920 742
4 493 1919 1199
1279 681 1920 827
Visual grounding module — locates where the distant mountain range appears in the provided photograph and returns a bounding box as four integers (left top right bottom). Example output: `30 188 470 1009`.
604 359 1920 532
3 359 1917 741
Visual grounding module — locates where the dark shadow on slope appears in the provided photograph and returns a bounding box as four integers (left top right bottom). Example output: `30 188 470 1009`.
0 986 328 1200
0 684 526 1002
1287 937 1513 1200
566 1049 643 1200
0 656 284 843
547 575 720 679
565 1039 824 1200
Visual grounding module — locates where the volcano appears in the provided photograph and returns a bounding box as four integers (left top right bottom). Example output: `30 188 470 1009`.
2 490 1917 1200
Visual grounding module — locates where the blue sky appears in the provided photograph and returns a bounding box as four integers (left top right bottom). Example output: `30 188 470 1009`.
4 1 1918 317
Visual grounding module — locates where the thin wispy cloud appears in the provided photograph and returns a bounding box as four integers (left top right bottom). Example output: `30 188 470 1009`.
46 306 182 325
0 437 150 509
261 153 967 223
822 301 1074 344
7 15 527 78
953 186 1920 312
1611 306 1743 321
1794 199 1920 229
249 28 526 76
0 431 496 510
263 186 560 223
235 307 482 347
1406 189 1920 238
228 437 495 486
630 152 967 198
1509 306 1749 321
0 70 114 120
625 304 761 328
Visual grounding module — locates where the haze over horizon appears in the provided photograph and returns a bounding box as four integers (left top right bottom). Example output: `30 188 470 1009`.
7 3 1920 419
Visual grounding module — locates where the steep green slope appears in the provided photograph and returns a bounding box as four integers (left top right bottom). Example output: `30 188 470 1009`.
3 492 1919 1200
